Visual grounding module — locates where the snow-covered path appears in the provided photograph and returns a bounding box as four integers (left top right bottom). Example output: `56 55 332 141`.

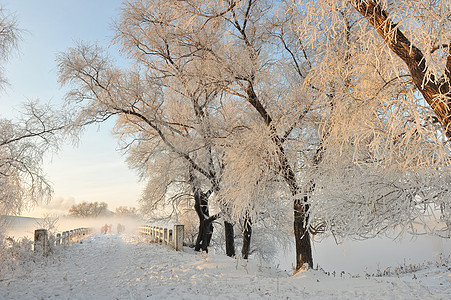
0 233 449 299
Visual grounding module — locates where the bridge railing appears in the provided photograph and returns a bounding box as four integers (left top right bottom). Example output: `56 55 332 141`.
138 224 184 251
34 227 92 256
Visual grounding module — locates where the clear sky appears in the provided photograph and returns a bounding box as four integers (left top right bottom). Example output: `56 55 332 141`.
1 1 144 217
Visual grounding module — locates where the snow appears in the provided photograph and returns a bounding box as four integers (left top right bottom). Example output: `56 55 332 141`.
1 233 449 299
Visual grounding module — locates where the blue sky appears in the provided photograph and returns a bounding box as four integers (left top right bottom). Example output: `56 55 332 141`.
1 1 143 216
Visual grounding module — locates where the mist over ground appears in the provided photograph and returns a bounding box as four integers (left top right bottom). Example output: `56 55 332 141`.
2 215 144 240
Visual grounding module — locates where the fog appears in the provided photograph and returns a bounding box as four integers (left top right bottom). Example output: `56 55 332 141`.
3 215 144 240
275 234 451 274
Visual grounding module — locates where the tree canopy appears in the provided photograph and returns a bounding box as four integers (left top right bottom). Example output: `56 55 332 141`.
68 201 109 218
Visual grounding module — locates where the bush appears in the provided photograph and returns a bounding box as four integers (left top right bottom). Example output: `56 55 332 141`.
0 234 35 278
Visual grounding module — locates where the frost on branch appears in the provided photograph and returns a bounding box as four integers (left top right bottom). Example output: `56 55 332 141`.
310 165 451 240
0 7 67 219
0 102 64 217
219 122 292 221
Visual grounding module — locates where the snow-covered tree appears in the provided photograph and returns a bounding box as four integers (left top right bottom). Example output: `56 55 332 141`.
151 0 323 269
186 0 451 265
112 0 324 265
57 30 234 254
0 8 66 219
289 0 451 239
0 102 64 216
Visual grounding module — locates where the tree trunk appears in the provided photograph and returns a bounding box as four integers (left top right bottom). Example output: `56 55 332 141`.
203 218 214 250
294 198 313 271
197 216 215 252
194 189 213 252
194 219 206 251
241 214 252 259
224 221 235 257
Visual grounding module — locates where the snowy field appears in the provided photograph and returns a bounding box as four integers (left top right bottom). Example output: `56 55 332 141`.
0 233 449 300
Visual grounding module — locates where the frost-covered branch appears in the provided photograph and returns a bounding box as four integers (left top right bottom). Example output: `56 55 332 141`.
351 0 451 138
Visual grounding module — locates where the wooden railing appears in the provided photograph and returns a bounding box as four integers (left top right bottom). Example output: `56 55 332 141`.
34 228 92 256
54 228 92 245
138 225 184 251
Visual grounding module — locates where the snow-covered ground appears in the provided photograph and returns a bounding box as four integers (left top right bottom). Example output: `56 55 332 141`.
0 233 449 299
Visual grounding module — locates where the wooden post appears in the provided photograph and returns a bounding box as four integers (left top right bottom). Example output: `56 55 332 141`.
160 228 164 243
34 229 49 256
56 233 61 245
174 225 184 251
64 231 69 244
164 228 168 245
168 229 173 244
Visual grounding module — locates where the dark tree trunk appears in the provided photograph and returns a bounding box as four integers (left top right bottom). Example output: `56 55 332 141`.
194 220 205 251
294 197 313 271
224 220 235 257
194 190 214 252
241 214 252 259
194 219 206 251
203 218 214 250
198 215 216 252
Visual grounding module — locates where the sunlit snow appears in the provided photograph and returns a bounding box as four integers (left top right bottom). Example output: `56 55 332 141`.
1 227 449 299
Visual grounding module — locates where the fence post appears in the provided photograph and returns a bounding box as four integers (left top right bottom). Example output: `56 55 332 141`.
64 231 69 244
168 229 173 244
34 229 49 256
174 224 184 251
164 228 168 245
56 233 61 246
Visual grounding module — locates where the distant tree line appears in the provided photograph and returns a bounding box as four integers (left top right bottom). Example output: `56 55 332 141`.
68 202 138 218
